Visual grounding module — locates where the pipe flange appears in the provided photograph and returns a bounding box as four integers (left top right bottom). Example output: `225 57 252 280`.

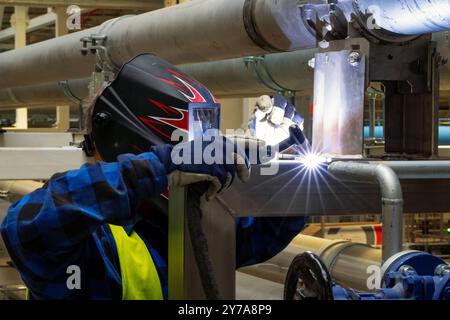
380 250 446 288
284 252 334 300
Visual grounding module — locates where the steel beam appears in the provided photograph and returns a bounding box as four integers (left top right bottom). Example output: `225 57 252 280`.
0 8 93 43
0 0 164 10
0 11 55 42
0 132 74 147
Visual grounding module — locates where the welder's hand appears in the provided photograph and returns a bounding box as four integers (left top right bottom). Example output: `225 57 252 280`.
151 136 250 201
249 95 305 146
225 135 275 165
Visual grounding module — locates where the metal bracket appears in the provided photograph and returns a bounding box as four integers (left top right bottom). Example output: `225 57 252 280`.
80 33 118 73
58 80 83 105
79 15 132 73
244 55 297 101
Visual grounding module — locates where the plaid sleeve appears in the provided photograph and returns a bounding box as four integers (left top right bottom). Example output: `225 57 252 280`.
235 216 308 268
0 151 168 281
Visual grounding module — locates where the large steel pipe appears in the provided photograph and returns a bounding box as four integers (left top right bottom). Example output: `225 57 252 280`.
0 181 43 200
239 234 381 291
356 0 450 35
0 0 317 89
1 30 449 108
0 49 316 108
0 28 448 108
0 79 89 108
181 49 315 97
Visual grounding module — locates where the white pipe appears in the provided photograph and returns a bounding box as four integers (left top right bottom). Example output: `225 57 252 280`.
0 49 316 108
0 0 317 89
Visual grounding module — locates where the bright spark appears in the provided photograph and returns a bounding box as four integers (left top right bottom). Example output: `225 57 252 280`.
299 153 327 171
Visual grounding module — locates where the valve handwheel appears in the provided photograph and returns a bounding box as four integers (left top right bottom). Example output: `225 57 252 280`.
284 251 334 300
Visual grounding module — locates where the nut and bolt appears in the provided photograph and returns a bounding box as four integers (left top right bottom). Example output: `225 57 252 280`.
435 264 450 277
399 265 417 276
348 51 362 66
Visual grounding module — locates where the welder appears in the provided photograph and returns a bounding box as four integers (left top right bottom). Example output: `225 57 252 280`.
0 54 307 300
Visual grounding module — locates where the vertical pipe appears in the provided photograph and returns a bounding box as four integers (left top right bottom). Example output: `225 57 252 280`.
327 162 404 262
369 94 376 140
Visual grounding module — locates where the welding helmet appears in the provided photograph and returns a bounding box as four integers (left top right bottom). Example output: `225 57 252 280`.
90 53 221 162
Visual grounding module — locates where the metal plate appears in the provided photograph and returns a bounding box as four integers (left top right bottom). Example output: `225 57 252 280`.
312 50 366 157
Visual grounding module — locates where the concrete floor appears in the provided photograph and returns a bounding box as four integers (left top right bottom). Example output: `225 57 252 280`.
236 272 284 300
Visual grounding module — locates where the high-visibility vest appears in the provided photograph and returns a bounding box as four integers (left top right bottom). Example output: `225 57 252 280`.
109 224 163 300
26 225 163 300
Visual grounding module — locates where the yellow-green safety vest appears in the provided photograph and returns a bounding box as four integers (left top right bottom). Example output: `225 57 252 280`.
27 225 163 300
109 224 163 300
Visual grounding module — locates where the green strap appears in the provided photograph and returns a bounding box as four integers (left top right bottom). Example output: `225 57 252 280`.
109 225 163 300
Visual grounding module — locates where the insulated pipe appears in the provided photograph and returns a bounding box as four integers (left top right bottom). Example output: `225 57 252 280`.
0 0 317 89
355 0 450 35
327 162 403 263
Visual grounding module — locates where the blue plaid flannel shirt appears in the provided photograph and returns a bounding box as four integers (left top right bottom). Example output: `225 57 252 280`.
1 150 306 300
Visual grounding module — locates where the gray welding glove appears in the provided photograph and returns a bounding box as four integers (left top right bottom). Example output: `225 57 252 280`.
249 95 305 146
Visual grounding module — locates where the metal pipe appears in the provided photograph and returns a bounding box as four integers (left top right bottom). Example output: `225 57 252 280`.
0 0 317 89
355 0 450 35
0 0 164 10
368 95 376 140
328 162 403 263
0 181 44 198
0 27 448 108
1 29 449 107
239 234 381 291
0 79 88 108
0 49 316 108
371 160 450 179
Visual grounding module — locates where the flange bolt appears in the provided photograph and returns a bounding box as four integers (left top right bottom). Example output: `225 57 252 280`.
435 264 450 277
399 265 417 276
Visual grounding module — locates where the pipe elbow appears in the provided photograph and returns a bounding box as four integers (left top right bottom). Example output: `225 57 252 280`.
374 164 403 202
